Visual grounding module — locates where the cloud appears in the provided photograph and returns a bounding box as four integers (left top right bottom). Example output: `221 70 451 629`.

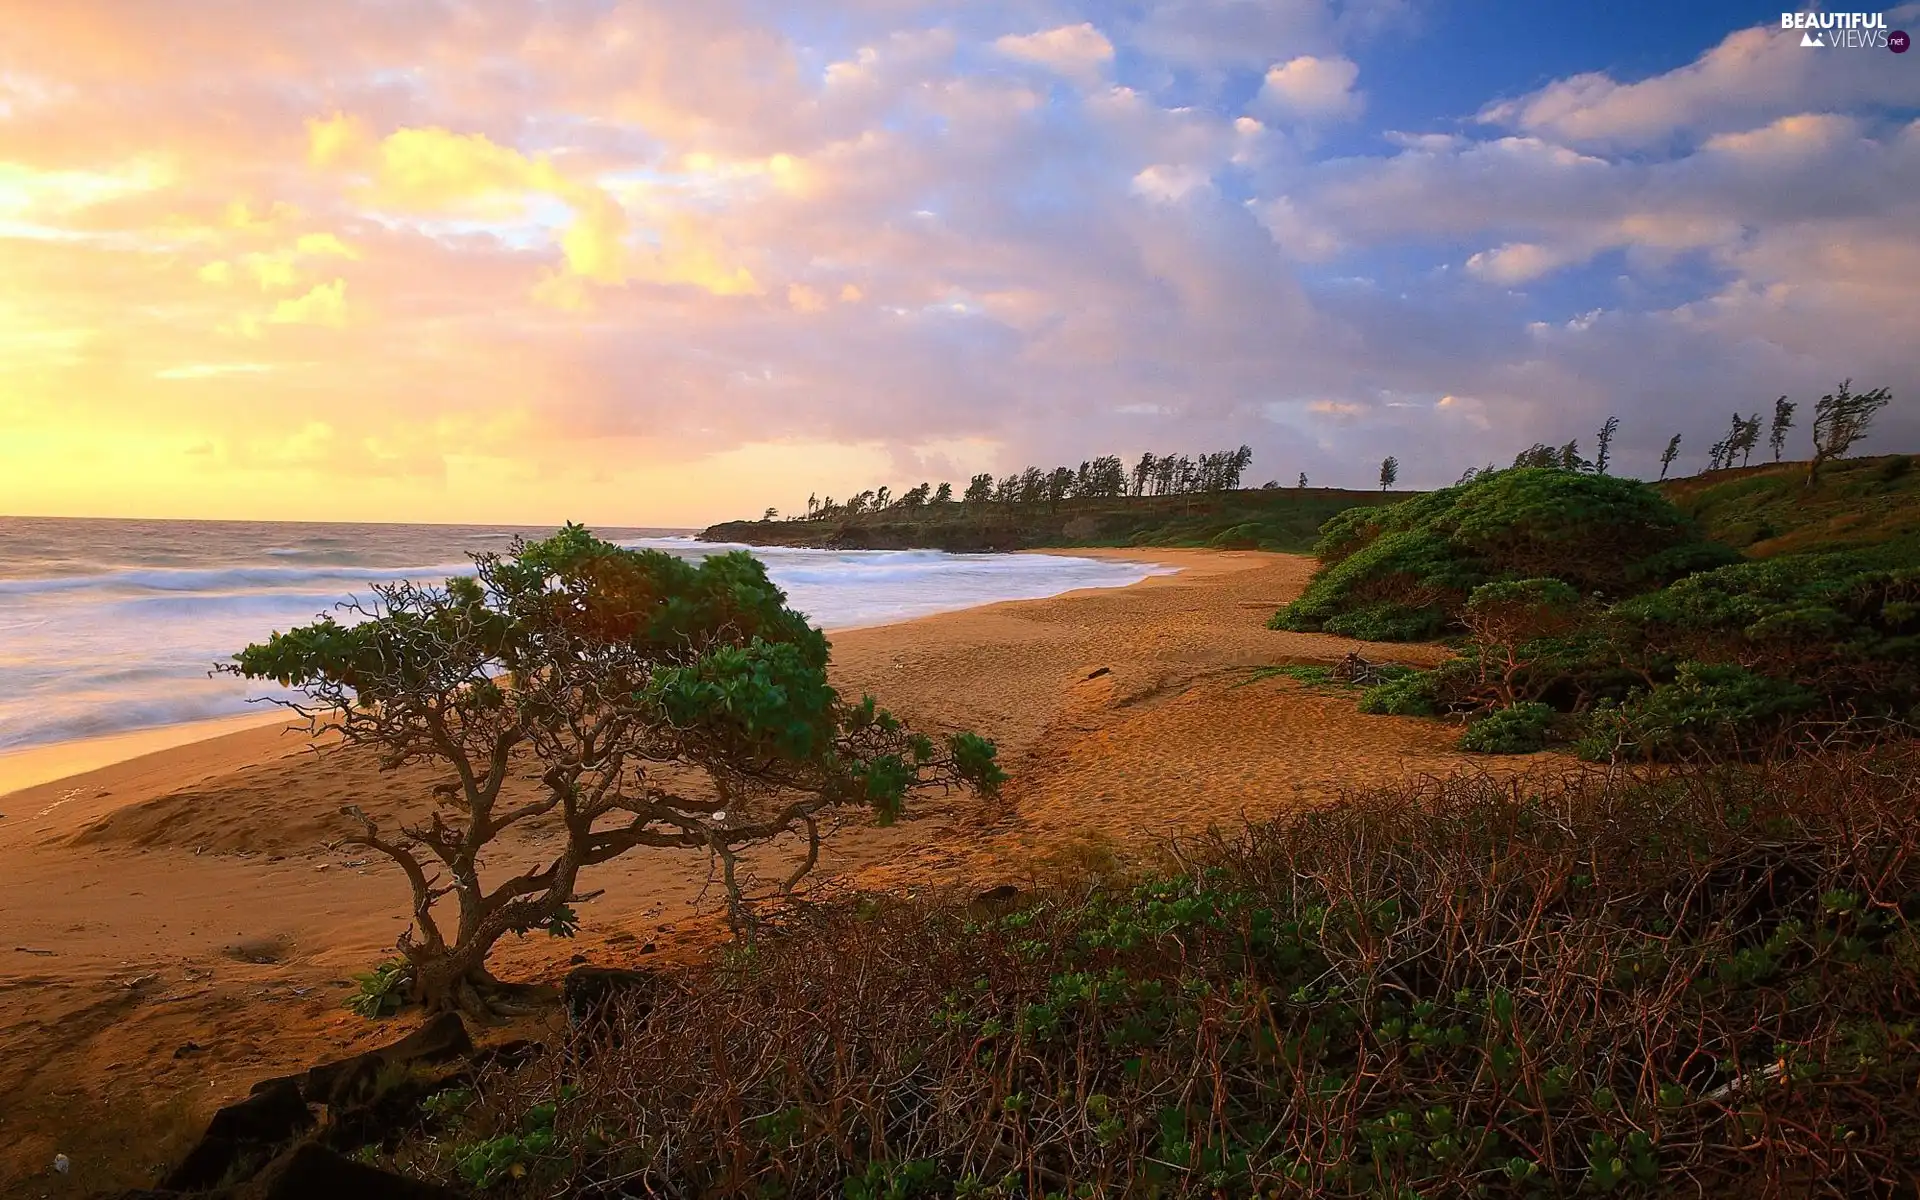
0 0 1916 524
268 278 347 328
993 23 1115 86
1479 15 1920 149
1260 55 1362 119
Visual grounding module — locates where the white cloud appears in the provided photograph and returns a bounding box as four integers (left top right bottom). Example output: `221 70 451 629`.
1259 55 1362 119
993 23 1114 86
1131 163 1214 203
1479 15 1920 149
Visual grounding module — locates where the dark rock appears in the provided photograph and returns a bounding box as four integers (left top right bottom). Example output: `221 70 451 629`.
966 885 1024 920
248 1073 306 1098
305 1012 472 1108
159 1078 314 1191
318 1066 473 1153
1085 666 1111 680
173 1041 204 1058
252 1143 469 1199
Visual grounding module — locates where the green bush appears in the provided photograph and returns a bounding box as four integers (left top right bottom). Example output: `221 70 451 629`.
1358 670 1443 716
1206 522 1264 550
1459 702 1557 754
1272 468 1734 641
1576 664 1817 761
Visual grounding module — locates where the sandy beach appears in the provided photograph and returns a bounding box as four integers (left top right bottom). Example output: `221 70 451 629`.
0 548 1529 1195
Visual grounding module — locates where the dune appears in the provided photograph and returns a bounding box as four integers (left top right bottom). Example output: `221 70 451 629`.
0 548 1541 1195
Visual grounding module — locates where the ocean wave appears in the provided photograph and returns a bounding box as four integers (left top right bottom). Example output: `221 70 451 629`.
0 559 482 596
0 534 1173 755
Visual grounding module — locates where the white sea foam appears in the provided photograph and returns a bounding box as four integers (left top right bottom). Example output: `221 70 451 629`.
0 520 1173 753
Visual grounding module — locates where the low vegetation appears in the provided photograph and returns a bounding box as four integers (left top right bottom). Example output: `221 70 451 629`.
1270 467 1737 642
376 750 1920 1197
1264 379 1913 760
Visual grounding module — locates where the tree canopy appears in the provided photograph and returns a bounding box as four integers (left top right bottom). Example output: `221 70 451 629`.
230 525 1003 1014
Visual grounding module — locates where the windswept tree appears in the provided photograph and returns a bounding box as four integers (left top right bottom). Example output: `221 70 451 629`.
1768 397 1795 462
873 485 892 510
762 507 778 522
1557 440 1585 472
1131 452 1155 498
1659 434 1682 481
1723 411 1763 468
1807 379 1894 486
1379 456 1399 490
806 493 818 519
1045 466 1074 510
1594 416 1620 475
1512 444 1559 470
227 526 1003 1015
933 481 953 505
963 474 993 506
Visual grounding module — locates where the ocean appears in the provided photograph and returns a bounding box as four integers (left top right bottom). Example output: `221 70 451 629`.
0 517 1174 753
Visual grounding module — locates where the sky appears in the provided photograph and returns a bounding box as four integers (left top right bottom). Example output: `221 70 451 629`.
2 0 1918 527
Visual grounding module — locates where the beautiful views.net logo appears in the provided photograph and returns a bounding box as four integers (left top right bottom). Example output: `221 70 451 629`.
1780 10 1904 49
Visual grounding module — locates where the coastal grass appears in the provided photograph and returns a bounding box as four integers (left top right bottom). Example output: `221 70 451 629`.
382 746 1920 1197
1660 454 1920 562
702 488 1407 554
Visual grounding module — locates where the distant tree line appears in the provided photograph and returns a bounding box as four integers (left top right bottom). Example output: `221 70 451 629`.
787 446 1255 521
753 380 1895 522
1454 380 1891 490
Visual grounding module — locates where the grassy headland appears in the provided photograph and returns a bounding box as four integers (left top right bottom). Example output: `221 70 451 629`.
702 487 1417 553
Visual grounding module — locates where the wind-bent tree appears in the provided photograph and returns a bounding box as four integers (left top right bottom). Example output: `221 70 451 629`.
1768 397 1795 462
933 481 953 504
1379 456 1399 490
1724 411 1763 468
228 526 1004 1016
1807 379 1893 486
1594 416 1619 475
1659 434 1682 480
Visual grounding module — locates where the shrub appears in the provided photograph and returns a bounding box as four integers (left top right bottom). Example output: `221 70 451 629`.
1459 702 1557 754
1358 670 1443 716
227 525 1003 1015
379 751 1920 1197
1272 469 1734 641
1576 664 1817 762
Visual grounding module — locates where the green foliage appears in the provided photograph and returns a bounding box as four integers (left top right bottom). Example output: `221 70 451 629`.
1272 468 1733 642
345 959 412 1019
454 1096 561 1189
1459 702 1557 754
1358 670 1443 717
1576 664 1817 761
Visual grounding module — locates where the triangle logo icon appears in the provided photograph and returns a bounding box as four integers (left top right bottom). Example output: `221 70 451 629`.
1800 30 1824 46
